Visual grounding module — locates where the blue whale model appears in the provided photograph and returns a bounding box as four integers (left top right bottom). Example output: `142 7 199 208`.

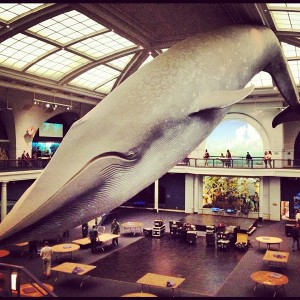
0 25 299 244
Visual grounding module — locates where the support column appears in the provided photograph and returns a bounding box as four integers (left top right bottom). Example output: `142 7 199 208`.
1 181 8 222
154 180 159 213
193 175 200 213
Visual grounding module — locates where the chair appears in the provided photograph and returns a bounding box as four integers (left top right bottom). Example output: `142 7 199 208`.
235 233 249 251
97 226 105 235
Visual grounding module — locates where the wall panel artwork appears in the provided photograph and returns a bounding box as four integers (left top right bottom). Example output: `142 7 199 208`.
203 176 260 212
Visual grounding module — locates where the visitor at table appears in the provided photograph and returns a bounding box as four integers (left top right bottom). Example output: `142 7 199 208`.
291 223 300 251
40 241 53 279
89 225 99 254
111 219 120 245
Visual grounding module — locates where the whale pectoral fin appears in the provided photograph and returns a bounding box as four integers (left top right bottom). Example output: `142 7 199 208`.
191 85 255 114
272 105 300 128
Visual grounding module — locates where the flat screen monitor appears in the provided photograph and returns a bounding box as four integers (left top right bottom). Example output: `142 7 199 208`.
39 122 63 138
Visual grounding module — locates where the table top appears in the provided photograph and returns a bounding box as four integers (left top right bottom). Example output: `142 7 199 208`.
52 243 80 253
263 250 289 263
121 221 144 228
256 236 283 244
251 271 288 286
136 273 185 289
51 262 96 275
0 249 10 257
15 242 28 247
15 282 54 297
121 292 157 297
72 233 120 245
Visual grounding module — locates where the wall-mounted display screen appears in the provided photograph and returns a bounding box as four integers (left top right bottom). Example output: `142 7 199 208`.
39 122 63 138
203 176 260 213
32 141 60 156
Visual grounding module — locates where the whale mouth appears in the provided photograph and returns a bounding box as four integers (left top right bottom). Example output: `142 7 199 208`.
0 153 138 244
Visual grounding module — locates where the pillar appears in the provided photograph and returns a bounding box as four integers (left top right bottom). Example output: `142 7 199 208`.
1 181 8 221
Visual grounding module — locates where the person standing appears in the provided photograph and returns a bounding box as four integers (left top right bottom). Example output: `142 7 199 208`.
111 219 121 245
267 150 272 168
40 241 53 279
291 223 300 251
89 225 99 253
28 240 38 259
246 152 252 167
226 149 232 167
82 223 89 238
203 149 210 167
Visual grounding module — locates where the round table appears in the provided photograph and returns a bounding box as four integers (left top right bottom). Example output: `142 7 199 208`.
13 282 54 297
122 292 157 297
0 249 10 258
121 222 144 235
251 270 288 297
255 236 283 250
52 243 80 260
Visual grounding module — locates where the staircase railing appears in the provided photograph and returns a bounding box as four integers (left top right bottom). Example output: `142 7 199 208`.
0 262 57 297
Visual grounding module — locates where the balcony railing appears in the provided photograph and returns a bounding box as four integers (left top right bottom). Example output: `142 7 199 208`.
177 156 300 169
0 156 299 174
0 157 50 172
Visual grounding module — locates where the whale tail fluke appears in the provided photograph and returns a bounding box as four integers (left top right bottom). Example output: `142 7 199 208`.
272 105 300 128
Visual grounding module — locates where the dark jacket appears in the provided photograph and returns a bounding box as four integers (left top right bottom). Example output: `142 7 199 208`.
291 226 300 239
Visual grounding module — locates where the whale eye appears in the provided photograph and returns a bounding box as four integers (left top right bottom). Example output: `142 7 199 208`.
128 150 135 157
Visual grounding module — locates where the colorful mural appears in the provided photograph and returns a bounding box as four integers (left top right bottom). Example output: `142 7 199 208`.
203 176 260 212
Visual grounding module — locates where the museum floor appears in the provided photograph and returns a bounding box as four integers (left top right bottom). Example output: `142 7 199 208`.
1 208 299 298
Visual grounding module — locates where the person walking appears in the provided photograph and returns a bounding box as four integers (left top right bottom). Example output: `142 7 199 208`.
111 219 121 245
40 241 53 279
291 223 300 251
89 225 99 253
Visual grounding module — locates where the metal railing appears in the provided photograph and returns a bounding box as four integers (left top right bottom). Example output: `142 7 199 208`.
0 156 299 173
0 262 57 297
0 158 50 172
177 156 300 169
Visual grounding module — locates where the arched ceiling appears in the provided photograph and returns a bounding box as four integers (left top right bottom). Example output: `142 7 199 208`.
0 3 299 107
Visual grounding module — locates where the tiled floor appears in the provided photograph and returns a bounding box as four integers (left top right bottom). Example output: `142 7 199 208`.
0 208 299 297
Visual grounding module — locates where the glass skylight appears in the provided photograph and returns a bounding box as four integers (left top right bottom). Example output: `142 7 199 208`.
96 78 118 94
267 3 300 31
0 3 50 23
288 60 300 85
27 10 107 45
68 64 120 91
247 72 273 88
0 33 57 70
281 42 300 58
107 54 134 70
26 50 90 81
70 31 137 60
